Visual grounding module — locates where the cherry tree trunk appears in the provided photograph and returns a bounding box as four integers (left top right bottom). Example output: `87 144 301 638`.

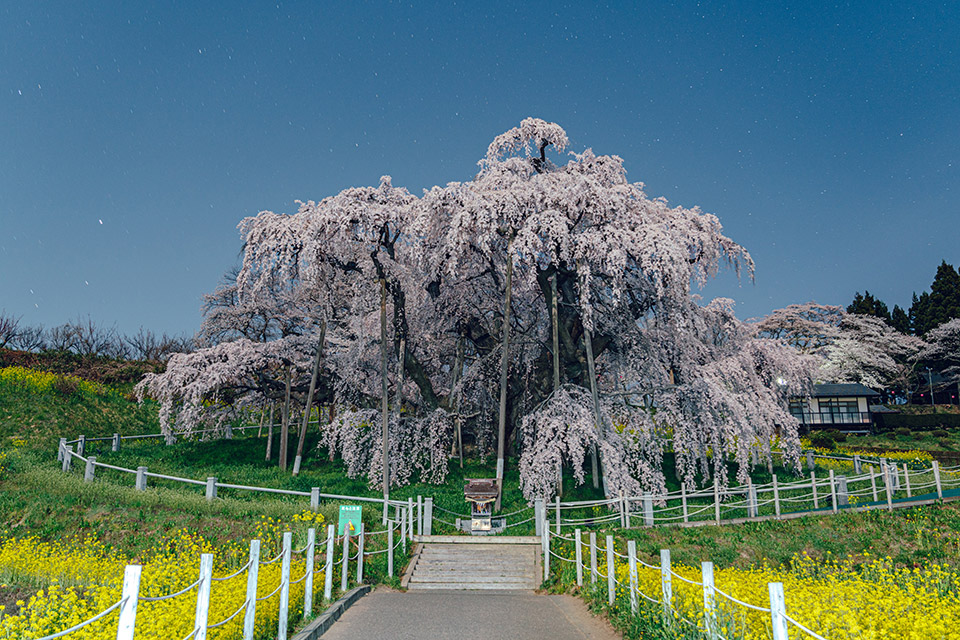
496 245 514 509
294 322 326 473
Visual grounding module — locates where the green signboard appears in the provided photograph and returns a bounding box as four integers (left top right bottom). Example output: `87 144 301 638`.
338 505 362 535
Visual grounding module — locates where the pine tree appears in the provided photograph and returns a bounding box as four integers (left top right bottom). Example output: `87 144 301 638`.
909 262 960 336
847 291 891 322
891 305 910 334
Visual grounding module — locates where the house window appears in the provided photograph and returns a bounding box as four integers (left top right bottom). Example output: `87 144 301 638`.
789 399 806 422
819 399 861 424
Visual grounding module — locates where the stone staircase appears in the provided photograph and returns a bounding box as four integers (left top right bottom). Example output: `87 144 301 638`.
404 536 542 591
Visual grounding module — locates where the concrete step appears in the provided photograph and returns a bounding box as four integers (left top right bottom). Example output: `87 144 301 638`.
407 582 539 591
410 573 535 583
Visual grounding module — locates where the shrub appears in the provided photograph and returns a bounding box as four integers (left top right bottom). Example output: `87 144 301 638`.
895 427 912 437
933 429 950 438
938 439 954 449
51 376 80 398
809 431 835 448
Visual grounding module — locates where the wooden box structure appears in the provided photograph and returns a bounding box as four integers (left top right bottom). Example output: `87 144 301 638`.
461 478 505 535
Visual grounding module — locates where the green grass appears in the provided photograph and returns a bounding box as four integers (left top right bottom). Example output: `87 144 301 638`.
0 375 160 449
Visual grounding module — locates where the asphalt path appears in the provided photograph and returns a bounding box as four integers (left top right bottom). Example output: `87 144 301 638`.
321 588 622 640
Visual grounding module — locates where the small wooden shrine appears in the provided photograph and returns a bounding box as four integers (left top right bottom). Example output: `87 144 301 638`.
461 478 504 535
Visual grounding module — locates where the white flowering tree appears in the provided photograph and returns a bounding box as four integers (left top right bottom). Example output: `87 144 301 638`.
915 319 960 381
756 303 925 392
139 118 814 499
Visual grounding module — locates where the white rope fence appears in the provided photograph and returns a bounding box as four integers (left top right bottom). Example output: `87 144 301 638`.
542 520 829 640
23 516 409 640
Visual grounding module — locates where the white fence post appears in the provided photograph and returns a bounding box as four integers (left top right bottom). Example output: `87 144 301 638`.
407 498 414 540
627 540 639 614
605 535 615 606
417 495 423 536
112 433 121 452
772 474 781 517
869 468 879 501
357 522 365 583
702 561 716 640
310 488 320 512
933 461 943 500
904 463 912 498
242 540 260 640
618 491 625 528
341 526 351 592
681 486 689 523
557 495 562 533
882 467 894 511
388 521 395 577
643 493 654 526
542 522 551 581
278 532 292 640
205 477 217 502
58 438 67 462
424 498 433 536
84 456 96 482
574 529 583 587
304 528 316 618
62 445 73 472
854 454 861 474
589 531 598 584
323 525 335 601
768 582 789 640
193 553 213 640
713 482 721 524
660 549 672 617
837 476 849 506
535 498 544 538
116 564 141 640
400 506 407 544
135 466 147 491
811 472 819 510
77 434 86 457
747 482 757 518
806 451 814 470
829 470 838 513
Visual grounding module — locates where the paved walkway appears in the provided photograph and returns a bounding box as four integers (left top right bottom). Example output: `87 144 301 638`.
321 588 622 640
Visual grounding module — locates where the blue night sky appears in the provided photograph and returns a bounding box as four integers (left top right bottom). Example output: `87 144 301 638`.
2 2 958 338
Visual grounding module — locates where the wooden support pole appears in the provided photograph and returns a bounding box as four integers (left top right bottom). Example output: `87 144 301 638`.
295 322 326 474
495 245 513 510
583 323 601 490
380 278 390 508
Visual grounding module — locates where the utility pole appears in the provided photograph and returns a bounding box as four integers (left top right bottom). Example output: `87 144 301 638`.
928 367 936 409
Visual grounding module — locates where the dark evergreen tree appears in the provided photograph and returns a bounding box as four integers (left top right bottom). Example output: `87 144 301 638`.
848 290 891 322
910 261 960 335
891 304 910 334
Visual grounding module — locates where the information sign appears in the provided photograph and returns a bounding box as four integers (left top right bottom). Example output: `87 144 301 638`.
338 505 362 535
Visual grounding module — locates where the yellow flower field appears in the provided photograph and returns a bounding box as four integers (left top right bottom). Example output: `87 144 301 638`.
0 516 327 639
563 538 960 639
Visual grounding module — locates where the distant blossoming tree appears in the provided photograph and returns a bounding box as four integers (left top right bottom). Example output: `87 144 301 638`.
915 319 960 381
139 118 814 498
756 303 925 390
